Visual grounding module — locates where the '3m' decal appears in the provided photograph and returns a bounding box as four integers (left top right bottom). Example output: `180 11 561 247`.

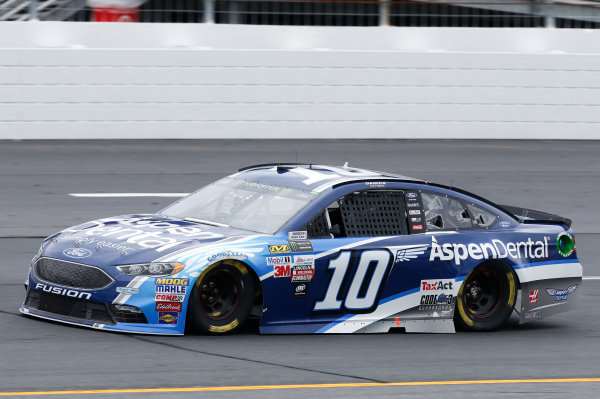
313 250 392 313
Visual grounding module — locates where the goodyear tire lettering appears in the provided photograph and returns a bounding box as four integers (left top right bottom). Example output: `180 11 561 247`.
208 319 239 333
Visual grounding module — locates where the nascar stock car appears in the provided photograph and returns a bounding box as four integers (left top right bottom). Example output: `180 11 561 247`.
22 164 582 335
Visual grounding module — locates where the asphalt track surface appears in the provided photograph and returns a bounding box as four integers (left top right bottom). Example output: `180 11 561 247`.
1 140 599 398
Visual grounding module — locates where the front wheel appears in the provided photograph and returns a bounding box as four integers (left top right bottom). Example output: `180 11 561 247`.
455 262 517 332
187 261 255 334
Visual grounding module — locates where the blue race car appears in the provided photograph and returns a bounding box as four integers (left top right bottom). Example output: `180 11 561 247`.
22 164 582 334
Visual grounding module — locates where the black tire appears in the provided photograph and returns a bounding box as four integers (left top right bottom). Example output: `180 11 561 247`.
455 262 517 332
187 260 255 334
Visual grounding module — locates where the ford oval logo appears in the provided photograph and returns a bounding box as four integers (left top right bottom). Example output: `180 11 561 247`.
63 248 92 258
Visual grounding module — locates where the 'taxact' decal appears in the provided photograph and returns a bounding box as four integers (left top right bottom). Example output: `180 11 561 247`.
421 279 453 291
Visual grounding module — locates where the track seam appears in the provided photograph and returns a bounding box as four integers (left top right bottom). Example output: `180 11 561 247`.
129 335 386 383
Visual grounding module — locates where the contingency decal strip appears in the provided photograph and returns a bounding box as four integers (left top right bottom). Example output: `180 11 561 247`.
259 236 393 281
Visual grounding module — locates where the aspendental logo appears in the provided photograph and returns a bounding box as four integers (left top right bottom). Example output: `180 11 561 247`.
429 236 548 266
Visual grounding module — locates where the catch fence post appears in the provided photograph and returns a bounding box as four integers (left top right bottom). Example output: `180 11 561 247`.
379 0 390 27
204 0 215 23
29 0 38 20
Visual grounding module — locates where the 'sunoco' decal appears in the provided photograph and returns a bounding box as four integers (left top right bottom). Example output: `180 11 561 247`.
63 248 92 258
158 311 179 325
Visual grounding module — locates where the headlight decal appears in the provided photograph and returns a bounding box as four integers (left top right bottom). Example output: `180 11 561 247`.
117 262 185 276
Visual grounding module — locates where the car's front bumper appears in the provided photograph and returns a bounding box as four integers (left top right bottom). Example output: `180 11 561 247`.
20 303 184 335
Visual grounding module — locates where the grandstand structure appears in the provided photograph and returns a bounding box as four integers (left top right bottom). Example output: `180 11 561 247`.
0 0 599 28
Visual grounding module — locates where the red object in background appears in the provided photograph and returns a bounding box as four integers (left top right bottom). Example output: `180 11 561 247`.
92 7 138 22
88 0 142 22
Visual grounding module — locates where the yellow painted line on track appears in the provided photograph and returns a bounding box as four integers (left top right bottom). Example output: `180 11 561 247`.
2 378 600 396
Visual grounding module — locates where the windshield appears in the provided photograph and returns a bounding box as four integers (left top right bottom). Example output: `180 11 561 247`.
160 177 318 234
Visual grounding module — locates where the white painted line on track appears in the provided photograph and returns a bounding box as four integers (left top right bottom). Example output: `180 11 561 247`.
69 193 189 198
583 276 600 280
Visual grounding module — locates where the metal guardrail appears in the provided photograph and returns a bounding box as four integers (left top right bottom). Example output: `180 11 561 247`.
1 0 599 27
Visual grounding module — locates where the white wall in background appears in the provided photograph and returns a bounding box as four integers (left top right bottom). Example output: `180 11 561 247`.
1 22 599 139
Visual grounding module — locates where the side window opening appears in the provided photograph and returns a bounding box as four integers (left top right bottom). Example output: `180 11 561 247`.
305 210 331 239
421 191 498 231
305 190 407 238
467 203 499 228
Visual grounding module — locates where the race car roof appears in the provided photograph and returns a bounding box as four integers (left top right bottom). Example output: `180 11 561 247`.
235 163 424 192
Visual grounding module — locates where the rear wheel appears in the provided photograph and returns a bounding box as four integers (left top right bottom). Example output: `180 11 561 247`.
187 260 255 334
455 262 517 332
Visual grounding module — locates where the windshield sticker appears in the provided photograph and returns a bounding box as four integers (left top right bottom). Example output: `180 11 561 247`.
232 179 314 201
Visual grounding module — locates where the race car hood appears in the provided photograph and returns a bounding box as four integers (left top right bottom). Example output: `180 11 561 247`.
38 214 257 266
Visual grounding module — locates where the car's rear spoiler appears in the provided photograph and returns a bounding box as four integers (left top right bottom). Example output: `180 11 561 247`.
500 205 572 228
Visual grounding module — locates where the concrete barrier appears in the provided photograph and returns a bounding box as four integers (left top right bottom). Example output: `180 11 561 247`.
1 22 599 139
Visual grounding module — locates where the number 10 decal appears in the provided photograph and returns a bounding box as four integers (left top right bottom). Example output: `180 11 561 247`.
313 249 392 313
